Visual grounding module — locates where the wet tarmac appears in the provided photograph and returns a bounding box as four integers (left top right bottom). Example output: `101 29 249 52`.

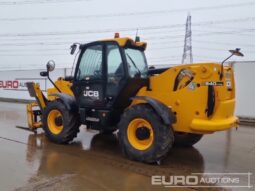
0 101 254 191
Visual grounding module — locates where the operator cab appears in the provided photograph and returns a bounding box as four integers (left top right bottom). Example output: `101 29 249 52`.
72 36 149 129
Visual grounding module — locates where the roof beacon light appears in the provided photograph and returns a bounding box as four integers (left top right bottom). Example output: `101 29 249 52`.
114 33 120 38
135 36 140 42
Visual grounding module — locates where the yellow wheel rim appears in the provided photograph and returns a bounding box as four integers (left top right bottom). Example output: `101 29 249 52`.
127 118 154 151
47 109 63 135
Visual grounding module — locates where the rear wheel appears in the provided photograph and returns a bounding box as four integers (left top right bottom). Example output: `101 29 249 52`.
174 133 203 147
118 104 174 163
42 100 80 144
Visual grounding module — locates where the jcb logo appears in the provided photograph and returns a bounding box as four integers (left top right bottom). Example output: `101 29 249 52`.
84 90 99 99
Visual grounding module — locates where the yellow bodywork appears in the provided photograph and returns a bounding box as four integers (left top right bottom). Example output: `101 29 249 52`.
30 83 47 109
27 63 238 134
47 78 73 100
26 37 238 135
132 63 238 134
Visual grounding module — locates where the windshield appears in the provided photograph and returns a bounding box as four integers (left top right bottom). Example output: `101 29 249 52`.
125 48 148 78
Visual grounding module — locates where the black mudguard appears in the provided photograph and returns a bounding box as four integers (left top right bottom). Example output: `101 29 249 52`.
131 96 176 125
49 93 78 112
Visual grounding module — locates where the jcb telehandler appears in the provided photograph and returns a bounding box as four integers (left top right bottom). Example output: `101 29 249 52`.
26 34 242 163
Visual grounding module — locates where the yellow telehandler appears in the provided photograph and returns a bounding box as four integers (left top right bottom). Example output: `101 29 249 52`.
25 34 242 163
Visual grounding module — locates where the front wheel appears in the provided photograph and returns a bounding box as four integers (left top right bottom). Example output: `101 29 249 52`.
42 100 80 144
118 104 174 163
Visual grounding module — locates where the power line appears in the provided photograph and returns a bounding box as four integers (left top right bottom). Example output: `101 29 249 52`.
194 40 255 48
193 28 255 36
150 28 255 40
2 26 255 43
0 16 254 38
0 26 184 38
0 41 75 46
0 29 186 42
149 46 183 50
0 26 255 48
0 27 255 49
0 1 254 20
0 39 184 48
0 48 68 52
194 46 255 53
0 29 250 47
194 24 255 31
0 27 254 47
0 0 91 5
0 53 68 56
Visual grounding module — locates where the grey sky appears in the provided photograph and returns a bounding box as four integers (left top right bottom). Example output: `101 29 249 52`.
0 0 254 70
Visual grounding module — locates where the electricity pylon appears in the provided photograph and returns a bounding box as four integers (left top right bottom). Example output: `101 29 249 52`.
182 14 193 64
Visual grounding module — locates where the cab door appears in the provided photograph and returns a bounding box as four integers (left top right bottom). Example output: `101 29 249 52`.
105 43 126 108
73 42 106 108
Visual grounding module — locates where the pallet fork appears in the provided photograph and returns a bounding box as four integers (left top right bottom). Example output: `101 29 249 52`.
25 82 47 131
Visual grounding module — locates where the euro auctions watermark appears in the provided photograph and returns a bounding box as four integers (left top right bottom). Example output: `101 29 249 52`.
151 172 253 188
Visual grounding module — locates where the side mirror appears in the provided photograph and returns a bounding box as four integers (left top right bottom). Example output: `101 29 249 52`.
43 60 61 93
46 60 55 72
70 44 77 55
40 71 48 77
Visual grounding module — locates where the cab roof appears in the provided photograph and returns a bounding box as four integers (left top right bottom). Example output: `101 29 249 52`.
101 37 147 50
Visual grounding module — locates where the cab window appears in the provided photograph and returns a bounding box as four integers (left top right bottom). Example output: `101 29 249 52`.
125 48 148 78
107 44 124 78
106 44 125 97
77 45 103 80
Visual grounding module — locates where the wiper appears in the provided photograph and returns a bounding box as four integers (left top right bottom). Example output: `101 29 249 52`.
126 53 141 76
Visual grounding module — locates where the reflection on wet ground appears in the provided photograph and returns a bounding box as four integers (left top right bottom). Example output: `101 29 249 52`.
0 102 254 191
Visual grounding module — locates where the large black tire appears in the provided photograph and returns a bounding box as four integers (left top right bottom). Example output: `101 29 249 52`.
42 100 80 144
118 104 174 163
174 133 203 147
